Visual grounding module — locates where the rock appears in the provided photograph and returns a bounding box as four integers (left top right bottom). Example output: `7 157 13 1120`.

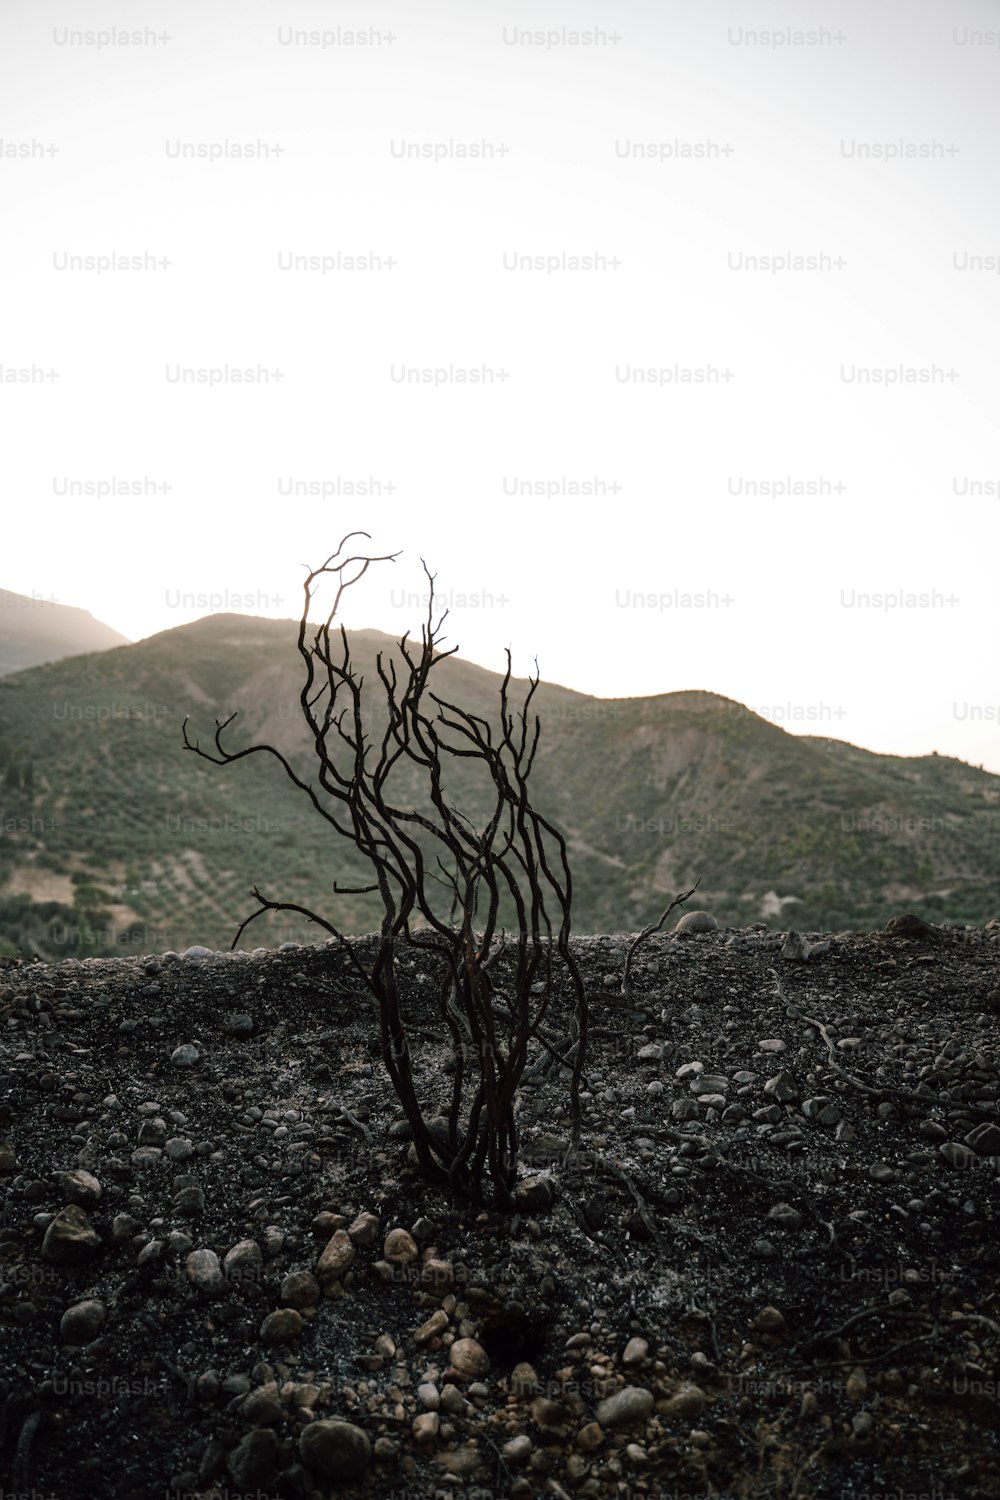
763 1072 799 1102
347 1211 380 1247
0 1143 18 1173
595 1386 654 1427
420 1257 454 1291
261 1308 303 1345
449 1338 490 1378
412 1412 439 1443
173 1184 205 1216
576 1421 605 1451
502 1433 532 1464
767 1203 803 1231
227 1428 278 1490
965 1122 1000 1156
316 1230 356 1286
382 1227 418 1264
183 945 213 960
299 1419 370 1480
758 1039 786 1053
224 1239 263 1286
940 1141 977 1169
241 1384 284 1424
656 1383 706 1420
226 1013 254 1037
170 1044 200 1068
514 1175 558 1213
510 1361 539 1395
60 1298 107 1342
417 1382 440 1411
622 1336 649 1366
41 1205 102 1264
414 1309 449 1344
185 1249 225 1297
281 1270 320 1308
883 913 938 942
675 911 718 935
59 1169 102 1207
531 1396 572 1433
781 931 811 962
751 1306 787 1336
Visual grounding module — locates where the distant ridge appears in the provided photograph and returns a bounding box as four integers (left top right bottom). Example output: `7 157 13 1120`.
0 608 997 955
0 589 130 676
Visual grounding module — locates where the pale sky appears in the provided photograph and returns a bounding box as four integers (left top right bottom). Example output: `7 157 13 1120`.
3 1 999 770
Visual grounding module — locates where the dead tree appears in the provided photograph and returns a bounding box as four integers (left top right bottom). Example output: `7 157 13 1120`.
182 532 588 1210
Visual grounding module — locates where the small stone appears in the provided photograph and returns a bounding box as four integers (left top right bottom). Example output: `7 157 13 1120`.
675 910 718 935
316 1229 356 1286
763 1072 800 1103
845 1365 868 1401
185 1249 225 1297
781 931 811 961
226 1013 254 1037
224 1239 264 1286
60 1298 106 1342
59 1170 102 1207
751 1306 787 1337
656 1383 706 1420
869 1162 895 1183
241 1383 284 1424
415 1309 449 1343
227 1428 278 1490
767 1203 803 1231
417 1382 440 1411
883 913 938 941
449 1338 490 1378
622 1336 649 1366
514 1173 558 1213
41 1205 102 1264
852 1411 874 1438
510 1361 539 1395
183 945 213 960
502 1433 532 1464
595 1386 654 1428
531 1396 572 1432
165 1138 194 1161
758 1039 786 1053
299 1419 371 1480
576 1421 604 1452
939 1141 976 1169
965 1122 1000 1156
382 1227 418 1264
412 1412 440 1443
347 1211 380 1247
260 1308 303 1345
281 1270 320 1308
170 1044 200 1068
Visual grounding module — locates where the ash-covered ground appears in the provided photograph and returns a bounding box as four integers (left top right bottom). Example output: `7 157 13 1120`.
2 915 999 1500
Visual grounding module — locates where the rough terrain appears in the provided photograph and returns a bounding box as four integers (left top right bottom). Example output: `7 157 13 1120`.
2 914 1000 1500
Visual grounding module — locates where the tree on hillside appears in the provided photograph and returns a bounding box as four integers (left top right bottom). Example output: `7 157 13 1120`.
182 533 588 1210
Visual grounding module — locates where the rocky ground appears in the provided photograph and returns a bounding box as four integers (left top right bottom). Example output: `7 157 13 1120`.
2 912 1000 1500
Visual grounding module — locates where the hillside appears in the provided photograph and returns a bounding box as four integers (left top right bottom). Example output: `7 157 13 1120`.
0 613 997 957
0 589 130 677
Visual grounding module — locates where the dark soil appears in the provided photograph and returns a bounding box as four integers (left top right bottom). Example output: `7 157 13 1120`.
2 918 999 1500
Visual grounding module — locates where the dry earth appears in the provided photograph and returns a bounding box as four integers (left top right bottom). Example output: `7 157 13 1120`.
2 914 1000 1500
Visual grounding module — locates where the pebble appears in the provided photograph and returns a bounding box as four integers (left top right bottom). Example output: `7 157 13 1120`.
656 1382 706 1419
60 1298 107 1342
241 1384 284 1424
299 1419 371 1480
675 911 718 934
59 1170 102 1207
502 1433 532 1464
758 1039 786 1053
219 1241 262 1295
316 1230 356 1286
449 1338 490 1378
576 1421 604 1452
622 1336 649 1366
227 1429 278 1490
595 1385 654 1427
417 1382 440 1410
751 1306 787 1336
42 1205 102 1264
170 1044 200 1069
185 1248 225 1297
767 1203 804 1231
382 1227 418 1264
965 1122 1000 1156
261 1308 303 1345
347 1211 380 1247
281 1270 320 1308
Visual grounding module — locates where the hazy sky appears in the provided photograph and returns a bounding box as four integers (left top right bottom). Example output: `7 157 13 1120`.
3 1 999 770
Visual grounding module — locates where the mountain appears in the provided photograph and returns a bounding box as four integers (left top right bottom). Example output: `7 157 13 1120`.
0 612 997 956
0 589 130 676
